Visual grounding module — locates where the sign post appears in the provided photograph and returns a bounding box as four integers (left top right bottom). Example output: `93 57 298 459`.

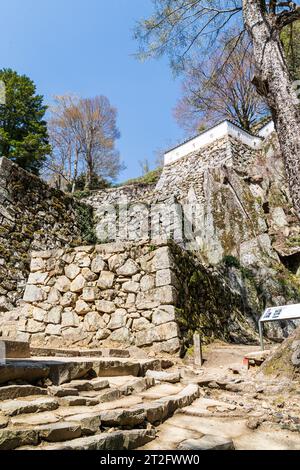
259 303 300 351
193 332 203 367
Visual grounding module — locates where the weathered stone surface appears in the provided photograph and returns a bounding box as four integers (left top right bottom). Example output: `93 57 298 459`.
0 428 38 450
27 272 49 285
96 300 115 313
32 429 155 450
133 317 151 331
155 337 181 354
59 396 90 407
48 288 61 305
64 264 80 280
146 370 180 383
123 281 140 293
97 271 115 289
60 292 77 307
153 247 175 271
0 385 48 401
152 306 176 325
11 411 60 427
32 306 46 322
1 397 59 416
91 255 106 273
45 324 62 336
26 319 45 334
177 435 235 451
81 268 98 282
135 328 159 347
23 285 46 303
155 322 179 341
61 311 80 327
110 327 131 343
75 299 90 315
47 306 62 324
70 275 86 293
99 407 146 427
0 416 8 429
117 259 139 276
84 312 106 332
0 362 50 385
48 386 79 397
82 287 98 302
30 258 45 273
0 339 30 359
108 309 126 330
37 422 82 442
64 413 101 435
156 269 178 287
140 274 155 292
54 276 71 293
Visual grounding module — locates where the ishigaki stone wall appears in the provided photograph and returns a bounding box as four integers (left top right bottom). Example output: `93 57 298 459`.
13 240 182 354
0 157 93 309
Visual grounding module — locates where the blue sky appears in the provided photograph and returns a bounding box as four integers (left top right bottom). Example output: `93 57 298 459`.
0 0 185 182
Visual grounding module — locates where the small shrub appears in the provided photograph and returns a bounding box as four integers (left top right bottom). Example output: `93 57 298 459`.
75 204 97 244
222 255 241 269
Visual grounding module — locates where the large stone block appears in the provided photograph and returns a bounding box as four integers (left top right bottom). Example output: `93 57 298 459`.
154 322 179 341
152 305 176 325
64 264 80 280
47 307 62 324
54 276 71 293
61 311 80 327
75 300 90 316
23 285 46 303
95 300 115 314
110 327 131 343
97 271 115 289
108 309 127 330
27 272 49 286
152 247 175 271
91 255 106 273
117 259 139 276
83 312 106 332
70 275 86 293
26 319 45 334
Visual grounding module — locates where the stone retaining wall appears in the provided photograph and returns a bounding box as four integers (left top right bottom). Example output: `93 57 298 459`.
0 157 94 309
0 239 262 353
14 241 182 354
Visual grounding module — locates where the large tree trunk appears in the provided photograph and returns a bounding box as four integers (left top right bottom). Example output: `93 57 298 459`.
243 0 300 218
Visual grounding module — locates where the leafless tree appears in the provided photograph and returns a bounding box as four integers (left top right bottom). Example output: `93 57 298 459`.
136 0 300 218
174 33 268 132
48 95 123 191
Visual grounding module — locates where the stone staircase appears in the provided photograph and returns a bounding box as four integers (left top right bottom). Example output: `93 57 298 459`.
0 347 200 450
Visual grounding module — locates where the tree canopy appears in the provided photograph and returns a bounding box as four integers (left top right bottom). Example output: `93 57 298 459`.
47 94 123 191
174 32 268 132
0 68 50 174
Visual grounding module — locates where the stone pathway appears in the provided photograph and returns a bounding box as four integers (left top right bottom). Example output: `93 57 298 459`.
1 343 300 450
0 350 199 450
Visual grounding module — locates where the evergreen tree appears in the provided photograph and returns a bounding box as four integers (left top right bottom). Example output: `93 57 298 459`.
0 68 50 174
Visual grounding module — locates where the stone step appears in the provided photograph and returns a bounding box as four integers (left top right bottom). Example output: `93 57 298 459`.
60 378 109 392
0 339 30 359
0 421 86 450
19 429 156 450
0 397 59 417
97 384 200 428
30 347 130 359
0 385 47 401
0 357 162 386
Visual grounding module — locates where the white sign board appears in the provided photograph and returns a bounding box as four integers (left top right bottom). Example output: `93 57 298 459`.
260 304 300 323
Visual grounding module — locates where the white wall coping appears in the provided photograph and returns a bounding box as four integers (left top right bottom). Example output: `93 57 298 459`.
164 120 265 166
257 120 275 138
